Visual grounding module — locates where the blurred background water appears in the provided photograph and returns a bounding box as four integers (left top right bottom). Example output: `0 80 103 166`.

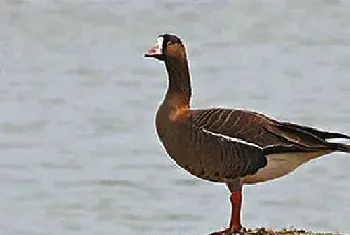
1 1 350 235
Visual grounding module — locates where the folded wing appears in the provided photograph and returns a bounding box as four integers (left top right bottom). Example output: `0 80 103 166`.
190 108 350 154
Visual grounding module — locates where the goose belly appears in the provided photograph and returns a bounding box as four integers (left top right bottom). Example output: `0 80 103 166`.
242 151 329 184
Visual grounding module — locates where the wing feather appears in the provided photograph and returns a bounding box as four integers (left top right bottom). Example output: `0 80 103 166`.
190 108 350 153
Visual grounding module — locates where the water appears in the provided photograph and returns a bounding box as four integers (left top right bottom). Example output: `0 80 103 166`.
1 1 350 235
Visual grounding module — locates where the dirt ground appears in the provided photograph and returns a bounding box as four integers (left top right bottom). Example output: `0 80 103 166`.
209 227 342 235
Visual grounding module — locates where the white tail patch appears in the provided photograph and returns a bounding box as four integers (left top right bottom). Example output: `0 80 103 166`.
202 129 262 149
242 151 330 184
326 138 350 144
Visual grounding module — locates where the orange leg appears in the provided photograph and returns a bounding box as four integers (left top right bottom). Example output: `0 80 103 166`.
210 192 243 235
229 191 242 231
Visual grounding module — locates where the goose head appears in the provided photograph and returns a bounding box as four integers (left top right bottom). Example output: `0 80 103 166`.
144 34 186 62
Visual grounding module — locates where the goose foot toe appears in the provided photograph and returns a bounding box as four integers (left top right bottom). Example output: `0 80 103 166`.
209 226 245 235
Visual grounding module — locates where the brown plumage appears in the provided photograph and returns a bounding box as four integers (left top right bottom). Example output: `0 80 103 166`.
144 34 350 234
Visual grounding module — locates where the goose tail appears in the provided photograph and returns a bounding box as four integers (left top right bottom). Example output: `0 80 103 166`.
327 142 350 153
326 139 350 153
342 144 350 153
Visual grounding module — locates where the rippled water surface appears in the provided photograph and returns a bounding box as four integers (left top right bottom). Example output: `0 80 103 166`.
1 1 350 235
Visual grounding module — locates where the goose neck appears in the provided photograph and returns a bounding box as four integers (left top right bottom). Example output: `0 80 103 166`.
164 57 192 106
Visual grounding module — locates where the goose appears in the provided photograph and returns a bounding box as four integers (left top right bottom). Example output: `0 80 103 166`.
144 34 350 235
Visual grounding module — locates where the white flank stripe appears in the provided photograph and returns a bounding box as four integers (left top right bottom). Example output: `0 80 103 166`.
202 129 262 149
